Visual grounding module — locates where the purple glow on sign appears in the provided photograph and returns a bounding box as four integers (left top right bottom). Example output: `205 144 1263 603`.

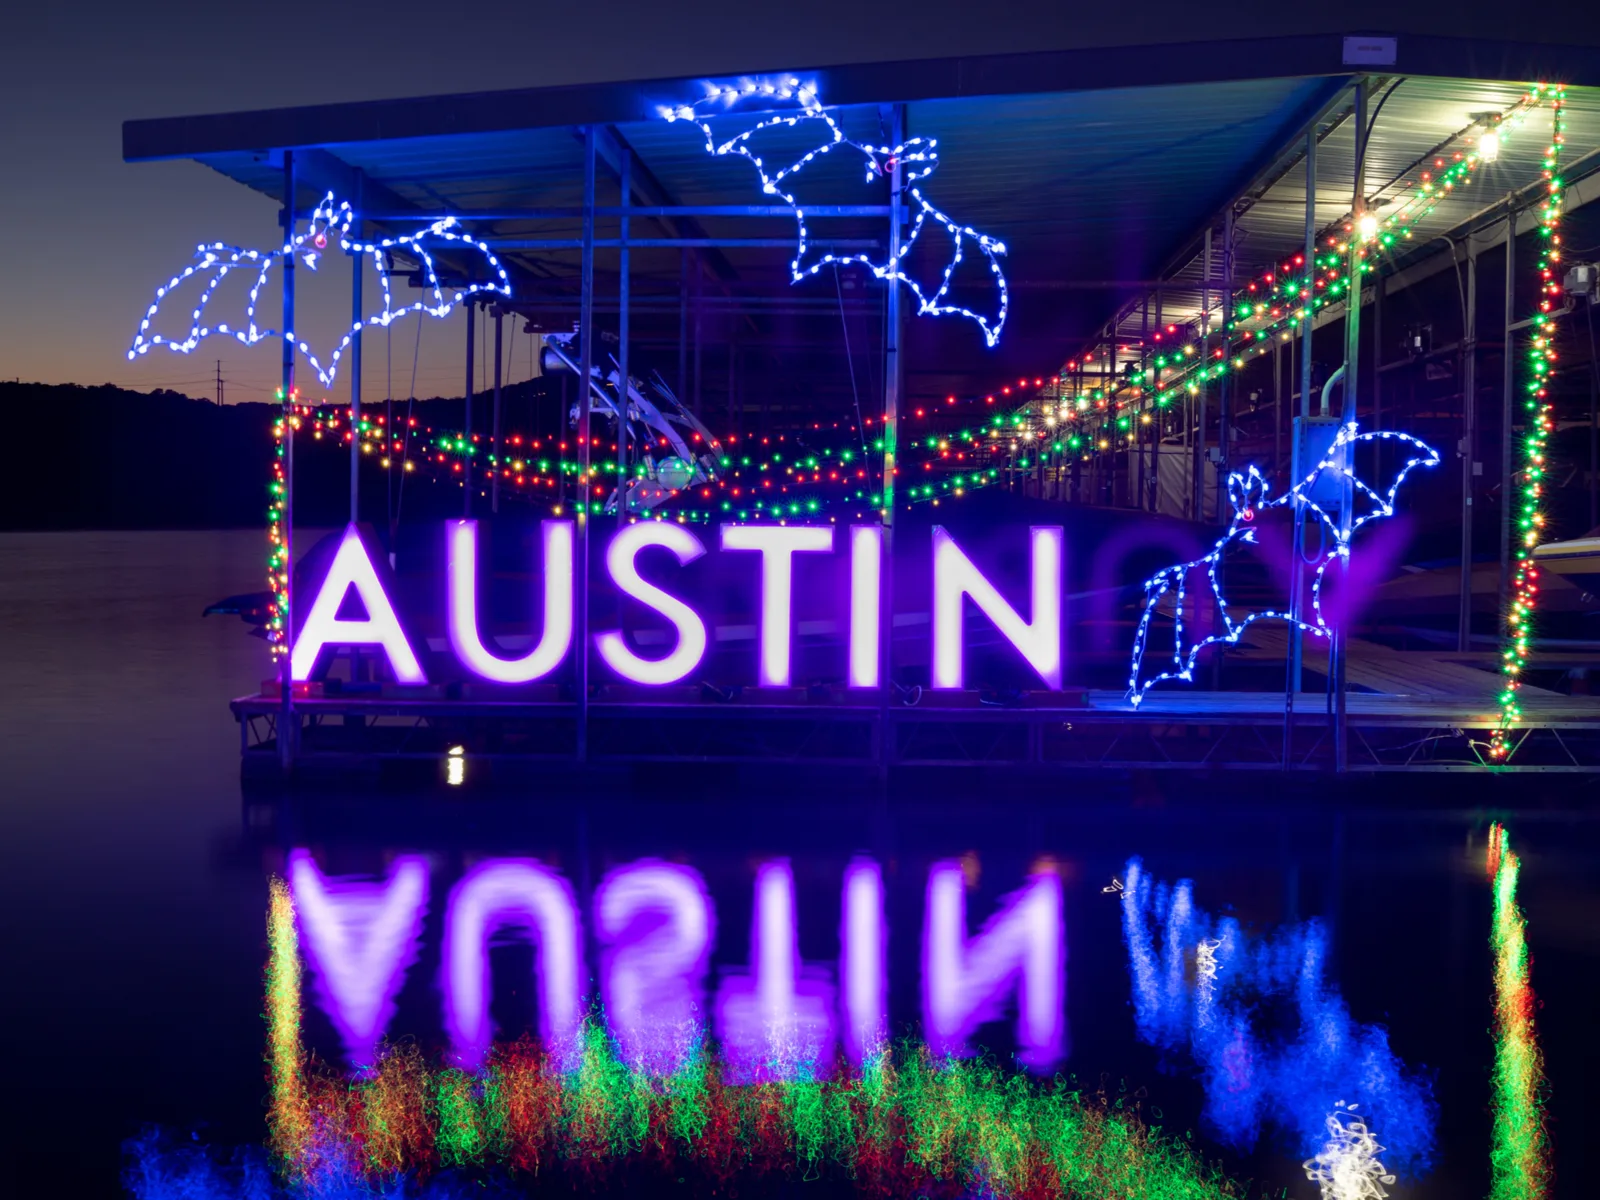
922 860 1065 1070
721 524 833 687
715 860 836 1080
447 519 573 683
595 522 708 685
290 523 426 684
930 525 1063 690
848 525 882 688
287 850 428 1069
442 859 584 1070
840 858 887 1064
594 860 714 1073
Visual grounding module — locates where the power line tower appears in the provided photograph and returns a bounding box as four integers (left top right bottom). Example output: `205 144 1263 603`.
215 359 225 406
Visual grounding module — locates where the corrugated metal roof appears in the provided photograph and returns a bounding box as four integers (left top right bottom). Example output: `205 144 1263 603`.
187 75 1338 398
161 71 1600 406
1106 78 1600 365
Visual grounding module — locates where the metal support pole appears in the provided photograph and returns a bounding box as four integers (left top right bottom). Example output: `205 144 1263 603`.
1335 80 1367 773
1274 335 1283 483
1195 226 1211 521
1286 118 1318 752
618 149 632 528
881 103 904 757
1590 301 1599 531
464 301 475 517
1372 268 1383 489
279 151 296 773
1373 270 1383 433
1499 204 1517 623
1151 291 1162 511
1299 124 1318 419
1220 207 1234 486
577 126 596 762
1139 298 1149 509
677 252 688 402
692 260 703 415
1459 251 1479 652
349 180 362 525
1214 209 1236 688
491 309 503 514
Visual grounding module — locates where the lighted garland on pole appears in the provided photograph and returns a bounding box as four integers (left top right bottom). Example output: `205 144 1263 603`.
265 394 300 658
1491 86 1566 762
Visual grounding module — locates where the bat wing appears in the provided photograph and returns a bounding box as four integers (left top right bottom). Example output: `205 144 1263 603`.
1340 429 1441 539
1283 425 1440 544
127 243 277 362
685 97 856 283
670 85 1009 346
1128 529 1314 705
1128 557 1215 703
892 140 1009 347
127 192 511 390
302 203 513 388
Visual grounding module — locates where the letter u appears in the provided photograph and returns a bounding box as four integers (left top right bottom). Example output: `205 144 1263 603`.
448 519 573 683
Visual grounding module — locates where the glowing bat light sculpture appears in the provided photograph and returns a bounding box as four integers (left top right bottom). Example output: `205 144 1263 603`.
128 192 510 387
1126 422 1439 705
663 78 1009 347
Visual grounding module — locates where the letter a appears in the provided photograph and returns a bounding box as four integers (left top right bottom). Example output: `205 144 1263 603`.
290 524 425 683
288 850 428 1069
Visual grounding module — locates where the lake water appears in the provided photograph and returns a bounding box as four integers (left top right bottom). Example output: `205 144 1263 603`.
2 530 1597 1199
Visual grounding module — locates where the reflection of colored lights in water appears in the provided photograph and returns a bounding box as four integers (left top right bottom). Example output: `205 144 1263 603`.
1487 825 1550 1200
1119 858 1435 1176
250 1028 1245 1199
1302 1102 1396 1200
248 867 1239 1198
264 876 309 1169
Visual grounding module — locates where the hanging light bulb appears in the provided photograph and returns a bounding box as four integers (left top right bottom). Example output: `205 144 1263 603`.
1356 212 1379 240
1480 129 1501 162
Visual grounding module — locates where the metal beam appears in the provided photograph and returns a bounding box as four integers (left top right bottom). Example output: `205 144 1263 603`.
364 205 900 220
123 35 1600 163
349 174 362 524
593 125 740 286
1145 77 1357 324
484 237 880 250
464 301 474 516
576 129 597 763
279 152 297 773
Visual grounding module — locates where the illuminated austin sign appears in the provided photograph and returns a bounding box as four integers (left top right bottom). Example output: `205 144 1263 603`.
290 520 1065 690
288 852 1065 1074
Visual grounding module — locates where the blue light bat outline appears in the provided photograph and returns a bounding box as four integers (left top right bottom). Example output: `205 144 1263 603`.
127 193 511 388
1125 422 1440 706
663 77 1009 347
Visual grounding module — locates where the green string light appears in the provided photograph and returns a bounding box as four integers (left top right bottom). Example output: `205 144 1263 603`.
1492 85 1566 761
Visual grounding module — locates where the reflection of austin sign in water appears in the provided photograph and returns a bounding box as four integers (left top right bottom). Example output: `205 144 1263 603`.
291 521 1063 688
288 852 1065 1076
